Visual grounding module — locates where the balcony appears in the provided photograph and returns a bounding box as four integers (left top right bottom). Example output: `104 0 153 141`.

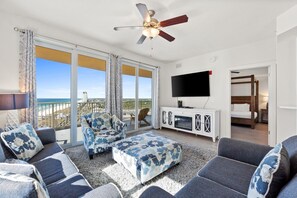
37 99 152 144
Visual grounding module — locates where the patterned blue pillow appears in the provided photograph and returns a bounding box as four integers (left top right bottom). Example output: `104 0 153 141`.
248 143 290 198
0 123 44 161
92 113 112 130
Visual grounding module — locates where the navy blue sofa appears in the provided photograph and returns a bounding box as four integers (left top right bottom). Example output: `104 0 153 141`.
0 128 122 198
140 136 297 198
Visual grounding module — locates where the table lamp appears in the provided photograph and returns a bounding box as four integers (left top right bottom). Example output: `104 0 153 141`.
0 93 29 129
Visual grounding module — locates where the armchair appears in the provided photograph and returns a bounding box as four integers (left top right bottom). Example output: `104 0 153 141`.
81 112 127 159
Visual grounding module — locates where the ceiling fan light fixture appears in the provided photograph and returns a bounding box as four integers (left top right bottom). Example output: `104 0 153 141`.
142 27 160 38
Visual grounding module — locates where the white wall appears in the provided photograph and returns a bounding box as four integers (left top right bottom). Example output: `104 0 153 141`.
160 38 275 139
0 11 164 128
276 27 297 142
277 4 297 35
276 4 297 142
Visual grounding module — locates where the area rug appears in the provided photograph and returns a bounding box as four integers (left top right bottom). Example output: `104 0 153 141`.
65 143 216 198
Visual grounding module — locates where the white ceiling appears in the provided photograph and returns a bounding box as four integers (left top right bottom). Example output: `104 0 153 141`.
1 0 297 62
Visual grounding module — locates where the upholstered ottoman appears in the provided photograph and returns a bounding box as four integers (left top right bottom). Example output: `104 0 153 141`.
112 132 182 183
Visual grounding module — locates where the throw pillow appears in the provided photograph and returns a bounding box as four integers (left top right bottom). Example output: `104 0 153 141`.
0 161 48 195
247 143 290 198
92 113 112 130
0 171 49 198
0 123 44 161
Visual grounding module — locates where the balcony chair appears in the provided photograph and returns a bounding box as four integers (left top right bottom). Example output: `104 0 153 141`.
81 112 127 159
130 108 150 127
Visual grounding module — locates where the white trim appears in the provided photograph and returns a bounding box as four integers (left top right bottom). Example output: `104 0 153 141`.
135 66 139 130
70 49 78 145
227 61 277 146
279 106 297 110
35 36 74 50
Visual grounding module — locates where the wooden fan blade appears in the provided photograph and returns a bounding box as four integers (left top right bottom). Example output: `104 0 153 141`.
159 30 175 42
136 3 151 22
160 15 188 27
137 35 146 44
113 26 143 31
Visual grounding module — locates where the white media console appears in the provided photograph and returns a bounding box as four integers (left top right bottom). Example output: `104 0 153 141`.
160 107 220 142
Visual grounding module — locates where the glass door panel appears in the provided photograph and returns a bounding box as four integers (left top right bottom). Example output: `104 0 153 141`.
138 68 153 128
77 54 106 142
122 64 136 131
36 46 72 145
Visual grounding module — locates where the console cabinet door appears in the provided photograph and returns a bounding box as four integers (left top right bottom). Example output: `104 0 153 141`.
162 110 167 125
194 113 202 133
168 111 173 126
203 113 212 134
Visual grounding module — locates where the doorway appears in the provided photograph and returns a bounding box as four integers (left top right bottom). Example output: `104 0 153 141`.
230 66 271 145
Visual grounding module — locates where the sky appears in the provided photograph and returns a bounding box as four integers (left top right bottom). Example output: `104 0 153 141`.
36 58 152 99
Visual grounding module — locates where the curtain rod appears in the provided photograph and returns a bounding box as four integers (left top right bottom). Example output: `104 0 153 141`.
14 27 159 69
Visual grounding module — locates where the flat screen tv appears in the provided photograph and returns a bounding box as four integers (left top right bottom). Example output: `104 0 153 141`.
171 71 210 97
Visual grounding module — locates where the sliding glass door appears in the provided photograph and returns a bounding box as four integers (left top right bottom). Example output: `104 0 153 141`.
122 63 154 131
36 46 72 145
76 53 106 142
138 67 153 129
122 64 136 131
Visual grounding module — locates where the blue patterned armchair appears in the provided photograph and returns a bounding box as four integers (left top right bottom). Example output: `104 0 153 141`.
81 112 127 159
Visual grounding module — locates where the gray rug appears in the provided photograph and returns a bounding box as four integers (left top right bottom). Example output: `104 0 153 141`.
66 143 216 198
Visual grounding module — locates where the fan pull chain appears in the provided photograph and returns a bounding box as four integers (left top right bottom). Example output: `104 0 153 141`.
149 38 154 58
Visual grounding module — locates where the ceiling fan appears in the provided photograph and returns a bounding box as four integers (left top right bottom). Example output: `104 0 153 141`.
113 3 188 44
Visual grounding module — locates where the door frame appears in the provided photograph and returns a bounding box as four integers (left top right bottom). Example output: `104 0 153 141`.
226 61 277 146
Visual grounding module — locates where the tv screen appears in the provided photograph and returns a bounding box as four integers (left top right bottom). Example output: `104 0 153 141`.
171 71 210 97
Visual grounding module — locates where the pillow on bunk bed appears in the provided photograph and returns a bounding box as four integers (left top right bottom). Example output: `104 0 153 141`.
233 103 250 112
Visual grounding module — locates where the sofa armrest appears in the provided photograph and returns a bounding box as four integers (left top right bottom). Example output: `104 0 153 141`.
82 183 122 198
218 138 272 166
139 186 175 198
36 128 56 145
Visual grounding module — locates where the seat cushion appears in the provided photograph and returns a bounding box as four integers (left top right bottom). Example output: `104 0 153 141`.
198 156 257 195
29 142 63 163
0 123 44 161
247 143 290 198
0 171 50 198
175 176 246 198
0 160 48 195
33 153 78 185
47 173 92 198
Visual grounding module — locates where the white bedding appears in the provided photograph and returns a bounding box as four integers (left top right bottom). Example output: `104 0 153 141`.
231 111 258 119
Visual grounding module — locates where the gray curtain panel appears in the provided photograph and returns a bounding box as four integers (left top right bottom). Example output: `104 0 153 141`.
105 54 123 120
19 30 38 129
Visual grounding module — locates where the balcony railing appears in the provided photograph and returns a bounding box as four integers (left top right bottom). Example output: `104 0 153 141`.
37 99 152 131
38 101 104 130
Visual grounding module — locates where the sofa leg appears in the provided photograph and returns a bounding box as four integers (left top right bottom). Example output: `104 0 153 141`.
89 154 94 160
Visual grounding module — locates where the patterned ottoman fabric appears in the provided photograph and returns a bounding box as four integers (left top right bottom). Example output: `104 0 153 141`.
112 132 182 183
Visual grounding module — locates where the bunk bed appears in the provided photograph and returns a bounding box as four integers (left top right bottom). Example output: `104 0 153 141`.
231 75 259 129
